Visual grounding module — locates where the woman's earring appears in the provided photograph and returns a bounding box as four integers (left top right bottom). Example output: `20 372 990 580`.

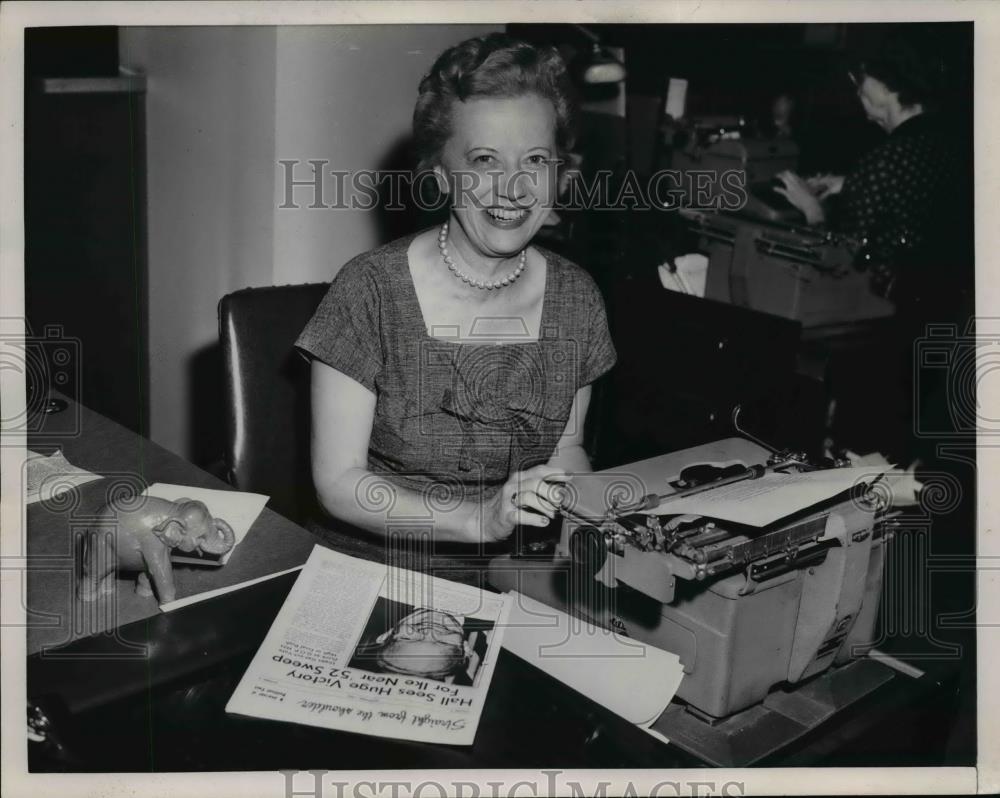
432 166 450 196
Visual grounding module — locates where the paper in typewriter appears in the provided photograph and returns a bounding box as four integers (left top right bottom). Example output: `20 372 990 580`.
643 466 880 527
226 545 511 745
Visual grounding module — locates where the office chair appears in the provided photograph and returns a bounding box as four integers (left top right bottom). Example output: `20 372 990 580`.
218 283 329 524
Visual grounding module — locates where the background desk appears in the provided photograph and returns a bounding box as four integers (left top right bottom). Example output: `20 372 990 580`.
24 397 968 770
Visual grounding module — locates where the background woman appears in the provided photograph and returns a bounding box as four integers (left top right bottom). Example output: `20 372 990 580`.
775 31 971 466
774 32 966 306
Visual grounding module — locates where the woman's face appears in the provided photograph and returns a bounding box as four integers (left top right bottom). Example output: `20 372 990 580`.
435 93 559 259
855 74 897 131
772 95 793 126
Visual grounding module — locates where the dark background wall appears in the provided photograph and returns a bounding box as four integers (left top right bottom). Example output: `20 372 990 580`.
511 22 973 175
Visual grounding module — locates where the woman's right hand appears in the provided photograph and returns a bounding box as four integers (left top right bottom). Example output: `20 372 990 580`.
480 465 572 542
774 170 825 225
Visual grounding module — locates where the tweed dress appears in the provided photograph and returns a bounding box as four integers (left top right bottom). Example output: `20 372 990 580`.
296 230 617 506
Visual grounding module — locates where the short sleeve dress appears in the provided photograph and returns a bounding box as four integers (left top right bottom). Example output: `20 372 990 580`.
295 229 617 504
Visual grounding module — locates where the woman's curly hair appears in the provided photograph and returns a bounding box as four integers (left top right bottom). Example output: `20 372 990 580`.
855 28 949 110
412 33 578 173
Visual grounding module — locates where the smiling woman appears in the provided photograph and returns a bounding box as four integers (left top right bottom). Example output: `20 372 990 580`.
295 34 617 547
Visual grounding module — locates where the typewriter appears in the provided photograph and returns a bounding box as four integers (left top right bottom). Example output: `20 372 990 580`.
488 417 902 764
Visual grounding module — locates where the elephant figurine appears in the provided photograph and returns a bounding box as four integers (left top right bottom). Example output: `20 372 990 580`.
78 496 236 604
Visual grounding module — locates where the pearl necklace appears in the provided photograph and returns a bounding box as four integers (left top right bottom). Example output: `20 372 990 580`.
438 222 526 290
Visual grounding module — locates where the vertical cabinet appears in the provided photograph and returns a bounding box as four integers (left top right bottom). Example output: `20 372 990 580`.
25 32 149 436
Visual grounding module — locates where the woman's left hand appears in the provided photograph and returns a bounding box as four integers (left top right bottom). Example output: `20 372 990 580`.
509 466 569 521
805 173 845 200
774 170 826 225
480 465 571 542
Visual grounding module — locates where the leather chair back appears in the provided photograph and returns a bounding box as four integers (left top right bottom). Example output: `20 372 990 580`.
218 283 329 523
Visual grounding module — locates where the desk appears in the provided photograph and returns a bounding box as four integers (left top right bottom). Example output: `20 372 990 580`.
25 395 319 655
24 397 967 770
24 396 692 769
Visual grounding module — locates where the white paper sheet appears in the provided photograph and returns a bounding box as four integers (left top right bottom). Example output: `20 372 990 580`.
658 254 708 297
226 545 511 745
845 450 923 507
142 482 269 565
25 449 102 504
159 565 304 612
501 591 683 728
641 467 877 527
665 77 688 120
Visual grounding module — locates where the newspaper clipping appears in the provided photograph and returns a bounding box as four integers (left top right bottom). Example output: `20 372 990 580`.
226 545 511 745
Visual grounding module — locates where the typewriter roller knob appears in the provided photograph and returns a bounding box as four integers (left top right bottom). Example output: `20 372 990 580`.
569 526 607 577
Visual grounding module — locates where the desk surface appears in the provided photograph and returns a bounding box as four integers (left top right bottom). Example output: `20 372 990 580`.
24 396 971 770
24 395 692 768
26 396 319 655
28 568 695 770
